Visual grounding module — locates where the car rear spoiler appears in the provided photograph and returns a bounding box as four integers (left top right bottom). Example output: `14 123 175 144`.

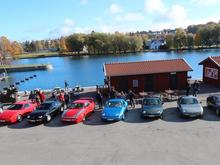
78 97 94 102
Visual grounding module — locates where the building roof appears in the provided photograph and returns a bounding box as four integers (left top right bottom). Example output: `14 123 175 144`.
104 59 193 77
199 56 220 67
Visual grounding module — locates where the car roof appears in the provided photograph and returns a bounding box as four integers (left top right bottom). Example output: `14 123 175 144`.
108 99 124 102
209 94 220 97
73 100 87 104
180 96 198 99
143 97 160 100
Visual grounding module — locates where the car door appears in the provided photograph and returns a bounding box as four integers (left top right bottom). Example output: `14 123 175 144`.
84 102 91 116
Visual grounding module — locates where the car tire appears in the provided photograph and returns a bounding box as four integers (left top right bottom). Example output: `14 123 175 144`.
121 114 125 120
60 106 64 113
17 115 22 122
216 109 219 116
46 115 51 122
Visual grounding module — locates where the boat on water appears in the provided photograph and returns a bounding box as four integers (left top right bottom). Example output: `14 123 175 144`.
0 72 8 81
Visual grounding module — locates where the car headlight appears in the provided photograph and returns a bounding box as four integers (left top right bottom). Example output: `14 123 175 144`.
27 116 30 119
38 116 43 118
102 113 106 116
142 111 146 114
182 109 186 113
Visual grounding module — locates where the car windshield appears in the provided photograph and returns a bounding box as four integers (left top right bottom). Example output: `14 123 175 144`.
180 98 199 104
8 104 23 110
69 103 84 109
106 101 122 107
37 103 52 110
215 96 220 103
143 98 161 105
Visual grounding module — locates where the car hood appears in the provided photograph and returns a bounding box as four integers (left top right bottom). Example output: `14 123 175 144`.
180 104 203 113
103 107 124 116
29 110 48 117
63 108 83 118
0 110 18 119
142 105 163 113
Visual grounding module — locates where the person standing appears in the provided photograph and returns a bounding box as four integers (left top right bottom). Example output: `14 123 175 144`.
109 87 116 99
193 80 200 97
64 92 70 107
186 81 191 96
96 90 103 109
64 80 69 91
128 89 135 108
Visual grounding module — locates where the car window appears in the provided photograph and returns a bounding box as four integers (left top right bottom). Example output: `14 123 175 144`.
24 104 30 108
180 98 199 104
69 103 84 109
85 102 89 107
37 103 52 111
106 101 122 107
143 99 161 105
214 96 220 103
7 104 23 110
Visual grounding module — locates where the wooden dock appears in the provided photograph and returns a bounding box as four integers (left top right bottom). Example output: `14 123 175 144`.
0 64 53 72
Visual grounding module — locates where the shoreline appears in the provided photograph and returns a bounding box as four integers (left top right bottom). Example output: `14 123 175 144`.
15 47 220 59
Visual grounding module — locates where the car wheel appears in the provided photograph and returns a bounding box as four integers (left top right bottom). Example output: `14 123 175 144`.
17 115 22 122
121 114 125 120
46 115 51 122
60 106 64 112
216 109 219 116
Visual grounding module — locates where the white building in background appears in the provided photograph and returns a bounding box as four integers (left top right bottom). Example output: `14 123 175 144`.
145 39 166 50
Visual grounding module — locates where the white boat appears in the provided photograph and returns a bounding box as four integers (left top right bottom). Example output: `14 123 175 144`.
0 72 8 81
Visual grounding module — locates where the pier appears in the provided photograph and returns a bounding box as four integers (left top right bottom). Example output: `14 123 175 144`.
0 64 53 72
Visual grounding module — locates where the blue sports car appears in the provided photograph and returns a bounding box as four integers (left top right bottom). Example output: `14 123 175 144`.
101 99 128 121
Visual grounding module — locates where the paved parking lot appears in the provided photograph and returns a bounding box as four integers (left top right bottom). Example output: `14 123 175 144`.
1 93 220 165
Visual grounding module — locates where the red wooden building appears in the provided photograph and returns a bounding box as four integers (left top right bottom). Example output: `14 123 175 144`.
103 59 193 93
199 56 220 87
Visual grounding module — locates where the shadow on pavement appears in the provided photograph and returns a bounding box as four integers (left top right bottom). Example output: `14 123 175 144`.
123 108 157 123
83 110 118 126
201 107 220 121
43 115 71 127
162 107 197 122
7 119 41 129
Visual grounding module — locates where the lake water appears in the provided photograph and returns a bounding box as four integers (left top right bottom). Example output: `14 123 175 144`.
1 49 220 91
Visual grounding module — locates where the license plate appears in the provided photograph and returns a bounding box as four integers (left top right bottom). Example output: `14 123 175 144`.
64 119 71 121
148 115 156 117
107 118 114 121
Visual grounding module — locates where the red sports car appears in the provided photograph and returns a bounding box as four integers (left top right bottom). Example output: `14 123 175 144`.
61 97 95 123
0 100 38 124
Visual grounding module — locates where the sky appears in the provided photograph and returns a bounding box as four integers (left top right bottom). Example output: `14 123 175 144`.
0 0 219 41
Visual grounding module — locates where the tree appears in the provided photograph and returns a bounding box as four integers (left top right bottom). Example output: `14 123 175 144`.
186 33 194 48
165 34 174 49
194 33 201 47
66 33 85 54
59 37 67 52
129 36 143 52
174 28 187 49
11 41 23 55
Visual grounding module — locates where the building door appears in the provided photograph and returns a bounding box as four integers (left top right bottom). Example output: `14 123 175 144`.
170 73 178 89
118 77 128 92
144 75 154 91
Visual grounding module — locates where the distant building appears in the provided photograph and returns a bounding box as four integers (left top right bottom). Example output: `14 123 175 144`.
145 39 166 50
103 59 193 93
199 56 220 87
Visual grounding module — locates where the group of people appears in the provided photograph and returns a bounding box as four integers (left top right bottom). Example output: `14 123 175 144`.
28 89 46 104
96 87 136 109
186 80 200 96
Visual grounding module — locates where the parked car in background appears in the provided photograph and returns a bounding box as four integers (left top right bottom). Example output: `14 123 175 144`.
61 97 95 123
0 100 37 124
102 99 128 121
207 94 220 116
141 97 164 119
27 100 64 123
177 96 203 118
